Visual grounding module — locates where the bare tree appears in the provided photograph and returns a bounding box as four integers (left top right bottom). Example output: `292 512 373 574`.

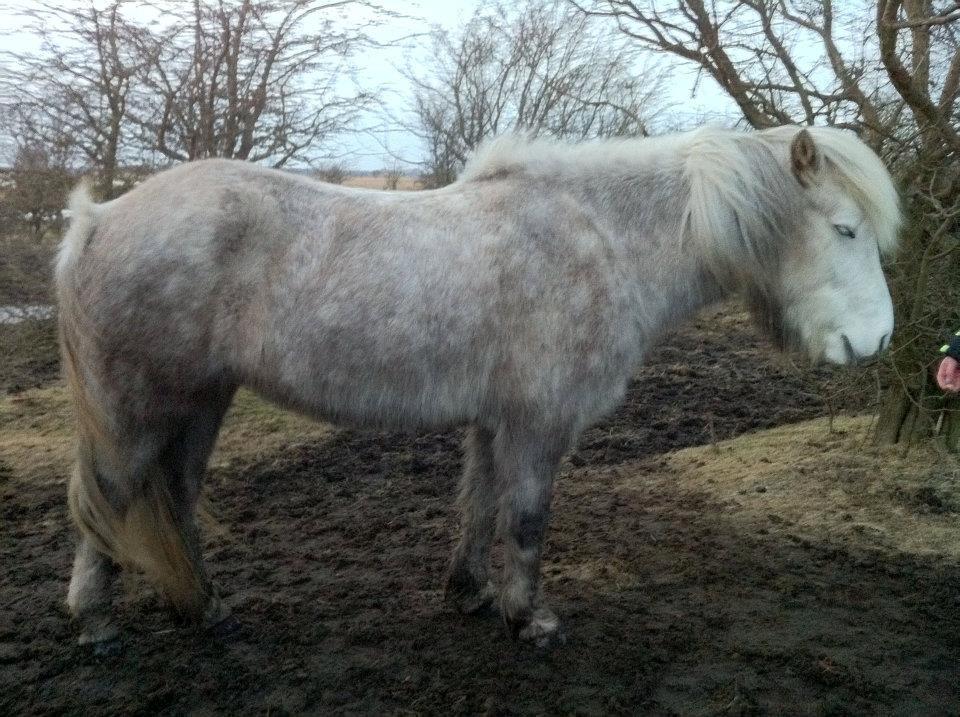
575 0 960 447
409 0 666 185
135 0 380 167
415 95 460 188
0 97 78 235
2 1 145 199
1 0 385 197
571 1 896 132
873 0 960 446
8 143 73 236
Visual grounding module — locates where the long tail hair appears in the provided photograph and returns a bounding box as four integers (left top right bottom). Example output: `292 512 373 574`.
57 183 206 617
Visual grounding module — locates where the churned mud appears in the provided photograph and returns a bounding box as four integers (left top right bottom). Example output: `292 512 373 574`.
2 307 959 715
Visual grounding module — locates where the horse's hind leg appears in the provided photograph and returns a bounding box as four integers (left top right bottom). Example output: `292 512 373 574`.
67 536 119 648
161 388 236 631
66 386 235 646
66 429 161 648
445 426 498 615
495 426 567 647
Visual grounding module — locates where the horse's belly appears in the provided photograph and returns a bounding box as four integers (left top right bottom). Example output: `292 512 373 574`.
241 331 491 430
258 369 482 430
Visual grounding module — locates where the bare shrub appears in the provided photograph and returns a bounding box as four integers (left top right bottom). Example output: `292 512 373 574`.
383 165 402 190
317 163 347 184
135 0 380 167
409 0 666 186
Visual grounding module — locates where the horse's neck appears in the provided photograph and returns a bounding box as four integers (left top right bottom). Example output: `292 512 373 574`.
569 164 729 345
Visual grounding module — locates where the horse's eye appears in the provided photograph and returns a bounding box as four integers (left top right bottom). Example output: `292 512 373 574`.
833 224 855 239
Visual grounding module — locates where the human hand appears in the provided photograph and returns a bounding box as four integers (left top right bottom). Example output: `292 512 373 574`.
937 356 960 392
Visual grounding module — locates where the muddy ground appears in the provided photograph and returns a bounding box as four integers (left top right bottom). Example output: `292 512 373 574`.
2 308 960 715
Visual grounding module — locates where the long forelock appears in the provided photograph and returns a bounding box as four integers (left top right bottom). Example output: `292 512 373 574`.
760 125 902 256
680 128 800 284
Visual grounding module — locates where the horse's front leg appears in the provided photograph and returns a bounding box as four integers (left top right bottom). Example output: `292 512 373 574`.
495 427 567 648
445 426 498 615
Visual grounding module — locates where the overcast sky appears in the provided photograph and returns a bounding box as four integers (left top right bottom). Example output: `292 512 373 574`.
356 0 736 169
342 0 484 169
345 0 735 169
0 0 737 171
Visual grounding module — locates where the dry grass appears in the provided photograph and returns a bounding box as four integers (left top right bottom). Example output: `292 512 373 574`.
0 384 74 490
0 387 334 491
0 319 60 395
210 390 335 471
638 416 960 560
0 231 60 396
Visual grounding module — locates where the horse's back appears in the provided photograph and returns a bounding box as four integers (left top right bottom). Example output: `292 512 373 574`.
63 159 630 431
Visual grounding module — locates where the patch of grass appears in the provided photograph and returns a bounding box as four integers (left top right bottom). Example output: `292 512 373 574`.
0 385 333 491
0 383 72 436
212 390 334 470
0 319 60 395
645 416 960 560
0 383 74 488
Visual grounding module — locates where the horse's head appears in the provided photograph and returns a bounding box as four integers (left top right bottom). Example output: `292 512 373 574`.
748 127 900 365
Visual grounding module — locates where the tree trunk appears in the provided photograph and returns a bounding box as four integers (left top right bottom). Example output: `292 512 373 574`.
872 185 960 451
874 207 960 452
876 377 960 451
99 132 119 200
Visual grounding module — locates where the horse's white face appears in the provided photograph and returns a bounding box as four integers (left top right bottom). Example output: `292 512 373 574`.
779 131 895 365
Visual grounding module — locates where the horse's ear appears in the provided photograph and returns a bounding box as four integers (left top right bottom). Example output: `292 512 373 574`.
790 129 820 187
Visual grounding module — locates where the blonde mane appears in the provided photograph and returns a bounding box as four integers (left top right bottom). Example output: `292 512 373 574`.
460 126 901 260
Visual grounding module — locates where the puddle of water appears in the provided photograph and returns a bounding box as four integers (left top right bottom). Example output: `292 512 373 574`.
0 305 55 325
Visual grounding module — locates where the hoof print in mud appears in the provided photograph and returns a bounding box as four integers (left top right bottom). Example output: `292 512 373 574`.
206 613 242 639
84 637 122 658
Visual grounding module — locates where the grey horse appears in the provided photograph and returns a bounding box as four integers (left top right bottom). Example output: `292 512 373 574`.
58 125 899 649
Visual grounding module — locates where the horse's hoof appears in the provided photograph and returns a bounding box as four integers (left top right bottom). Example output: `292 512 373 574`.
510 607 567 649
207 613 242 638
529 623 568 650
445 579 497 616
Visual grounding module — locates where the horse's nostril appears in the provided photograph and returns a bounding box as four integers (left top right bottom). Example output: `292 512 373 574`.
841 334 859 364
879 332 891 354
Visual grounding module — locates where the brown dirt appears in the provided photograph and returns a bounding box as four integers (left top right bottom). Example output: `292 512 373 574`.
2 307 960 715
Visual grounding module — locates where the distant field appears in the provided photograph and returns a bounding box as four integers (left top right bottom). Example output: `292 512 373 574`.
342 174 423 191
